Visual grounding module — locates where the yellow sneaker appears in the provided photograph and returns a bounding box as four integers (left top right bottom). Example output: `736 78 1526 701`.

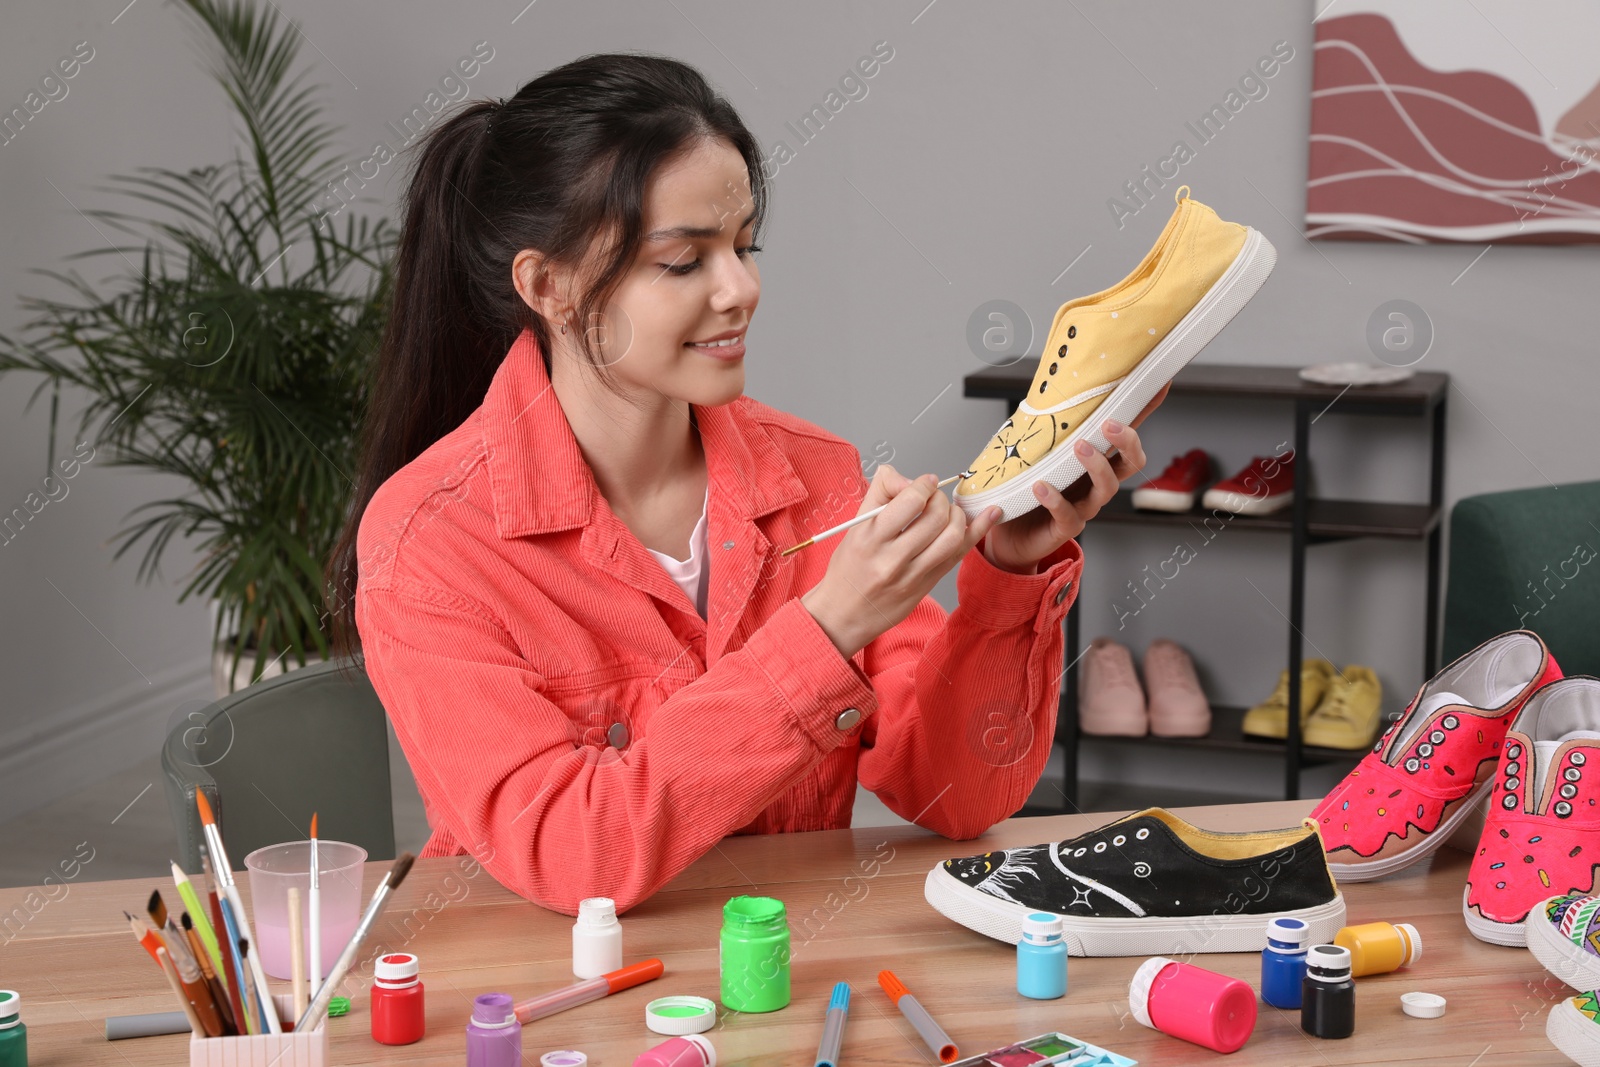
954 186 1276 521
1242 659 1335 740
1304 666 1383 750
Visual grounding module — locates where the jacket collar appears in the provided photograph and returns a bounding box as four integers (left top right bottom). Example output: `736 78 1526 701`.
479 327 808 540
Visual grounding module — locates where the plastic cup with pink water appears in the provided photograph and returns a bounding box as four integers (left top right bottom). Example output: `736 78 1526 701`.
244 840 368 982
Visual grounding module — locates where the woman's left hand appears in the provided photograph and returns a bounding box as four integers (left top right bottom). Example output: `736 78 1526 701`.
982 383 1171 575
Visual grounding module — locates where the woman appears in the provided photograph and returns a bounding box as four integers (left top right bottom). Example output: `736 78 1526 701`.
327 52 1163 916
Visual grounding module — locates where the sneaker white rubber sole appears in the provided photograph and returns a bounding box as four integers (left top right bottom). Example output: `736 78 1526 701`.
1327 776 1496 883
957 227 1278 522
1528 898 1600 991
923 861 1345 956
1129 486 1198 512
1462 883 1530 947
1200 487 1294 515
1548 996 1600 1067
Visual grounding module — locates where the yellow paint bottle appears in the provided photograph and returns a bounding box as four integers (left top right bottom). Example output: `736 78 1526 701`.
1333 922 1422 978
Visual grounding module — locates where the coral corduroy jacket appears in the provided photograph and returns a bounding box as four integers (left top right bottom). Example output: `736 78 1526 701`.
355 328 1083 915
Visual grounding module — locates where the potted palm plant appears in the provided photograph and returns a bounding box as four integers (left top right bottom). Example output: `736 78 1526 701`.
0 0 394 694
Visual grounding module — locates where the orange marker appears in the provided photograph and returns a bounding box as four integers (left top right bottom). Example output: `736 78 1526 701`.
878 970 958 1064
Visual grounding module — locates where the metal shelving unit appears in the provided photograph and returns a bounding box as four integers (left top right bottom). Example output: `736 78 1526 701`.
962 361 1449 809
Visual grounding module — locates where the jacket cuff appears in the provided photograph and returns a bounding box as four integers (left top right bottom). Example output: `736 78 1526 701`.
956 535 1083 633
744 596 880 752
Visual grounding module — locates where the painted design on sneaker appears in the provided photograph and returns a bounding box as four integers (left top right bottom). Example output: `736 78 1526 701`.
1309 630 1560 883
1465 677 1600 946
1546 989 1600 1066
925 807 1345 956
1529 891 1600 992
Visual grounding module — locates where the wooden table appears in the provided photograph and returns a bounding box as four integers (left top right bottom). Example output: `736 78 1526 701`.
0 801 1571 1065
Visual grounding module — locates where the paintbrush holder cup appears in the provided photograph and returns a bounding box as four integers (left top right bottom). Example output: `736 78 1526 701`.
190 993 326 1066
244 839 367 980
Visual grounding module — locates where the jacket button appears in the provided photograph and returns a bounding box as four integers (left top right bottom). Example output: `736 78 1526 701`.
1054 579 1074 604
835 708 862 730
722 540 735 550
607 722 629 749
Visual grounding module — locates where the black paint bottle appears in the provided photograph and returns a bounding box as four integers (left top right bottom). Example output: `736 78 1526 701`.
1301 944 1355 1039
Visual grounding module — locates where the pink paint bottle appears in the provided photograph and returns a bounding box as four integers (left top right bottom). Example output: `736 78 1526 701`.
633 1034 715 1067
1128 956 1257 1054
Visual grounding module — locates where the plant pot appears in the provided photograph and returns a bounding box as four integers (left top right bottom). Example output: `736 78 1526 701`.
212 637 327 699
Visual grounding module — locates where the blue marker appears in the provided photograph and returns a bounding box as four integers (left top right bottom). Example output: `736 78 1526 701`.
814 982 850 1067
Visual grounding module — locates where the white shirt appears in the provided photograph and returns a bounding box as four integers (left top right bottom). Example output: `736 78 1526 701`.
645 484 710 619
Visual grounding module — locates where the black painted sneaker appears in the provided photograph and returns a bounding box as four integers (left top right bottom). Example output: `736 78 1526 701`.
923 807 1346 956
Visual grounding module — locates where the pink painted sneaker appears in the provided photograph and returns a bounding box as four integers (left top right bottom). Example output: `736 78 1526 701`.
1143 639 1211 738
1079 638 1147 737
1465 677 1600 946
1309 630 1560 883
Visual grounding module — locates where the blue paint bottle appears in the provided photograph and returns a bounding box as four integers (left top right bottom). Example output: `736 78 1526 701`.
1017 912 1068 1000
1261 917 1309 1009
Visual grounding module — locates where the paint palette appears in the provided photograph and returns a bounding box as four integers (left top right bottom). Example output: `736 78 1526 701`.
947 1031 1137 1067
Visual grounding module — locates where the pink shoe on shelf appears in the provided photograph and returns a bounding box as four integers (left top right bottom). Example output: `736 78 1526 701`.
1144 639 1213 738
1079 637 1148 737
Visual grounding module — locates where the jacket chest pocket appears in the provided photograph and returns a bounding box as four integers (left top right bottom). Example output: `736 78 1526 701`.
541 663 698 757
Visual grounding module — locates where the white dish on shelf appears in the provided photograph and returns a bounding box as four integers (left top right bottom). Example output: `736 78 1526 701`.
1298 362 1416 386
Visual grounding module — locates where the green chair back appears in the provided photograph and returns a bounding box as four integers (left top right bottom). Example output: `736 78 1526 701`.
1443 479 1600 677
160 657 395 875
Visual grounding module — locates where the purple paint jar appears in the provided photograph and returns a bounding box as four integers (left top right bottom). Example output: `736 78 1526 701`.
466 992 522 1067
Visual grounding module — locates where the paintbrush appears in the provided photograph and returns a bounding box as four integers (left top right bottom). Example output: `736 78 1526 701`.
779 472 971 556
296 853 415 1033
195 791 281 1034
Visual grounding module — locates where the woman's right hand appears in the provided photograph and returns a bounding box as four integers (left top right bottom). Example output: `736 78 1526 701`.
800 464 1003 659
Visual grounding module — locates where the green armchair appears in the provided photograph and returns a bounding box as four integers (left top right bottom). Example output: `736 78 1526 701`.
161 658 397 874
1443 479 1600 677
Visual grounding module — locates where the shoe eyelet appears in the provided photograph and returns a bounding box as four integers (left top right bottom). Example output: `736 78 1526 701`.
1373 741 1384 753
1113 835 1126 846
1443 715 1460 729
1418 744 1434 758
1038 382 1048 394
1507 743 1522 759
1429 730 1446 744
1567 768 1583 783
1503 794 1519 810
1058 344 1068 357
1405 758 1421 773
1136 828 1150 840
1557 801 1574 818
1048 362 1058 374
1505 761 1520 777
1575 752 1589 766
1067 326 1077 338
1093 842 1107 853
1504 776 1520 791
1562 783 1579 800
1074 848 1086 857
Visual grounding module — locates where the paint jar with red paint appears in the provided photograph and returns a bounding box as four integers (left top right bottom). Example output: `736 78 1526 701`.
371 952 426 1045
1128 956 1256 1054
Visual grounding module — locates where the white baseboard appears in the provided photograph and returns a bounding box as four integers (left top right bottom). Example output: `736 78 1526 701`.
0 655 215 819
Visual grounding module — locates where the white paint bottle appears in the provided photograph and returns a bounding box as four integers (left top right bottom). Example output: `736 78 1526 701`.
573 897 623 979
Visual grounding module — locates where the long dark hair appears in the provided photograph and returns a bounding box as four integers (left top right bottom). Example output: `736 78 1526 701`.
326 52 769 660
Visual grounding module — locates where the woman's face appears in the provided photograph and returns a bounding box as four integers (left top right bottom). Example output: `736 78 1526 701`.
578 137 761 408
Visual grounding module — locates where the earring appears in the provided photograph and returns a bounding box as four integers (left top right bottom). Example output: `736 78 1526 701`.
560 323 567 335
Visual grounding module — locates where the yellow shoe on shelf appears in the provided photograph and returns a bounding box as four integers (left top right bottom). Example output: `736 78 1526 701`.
1304 666 1384 750
1242 658 1335 740
954 186 1277 522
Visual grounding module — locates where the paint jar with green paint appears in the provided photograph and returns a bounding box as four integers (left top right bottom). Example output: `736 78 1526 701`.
719 895 790 1013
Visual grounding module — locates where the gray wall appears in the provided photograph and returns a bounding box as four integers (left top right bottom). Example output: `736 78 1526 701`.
2 1 1596 817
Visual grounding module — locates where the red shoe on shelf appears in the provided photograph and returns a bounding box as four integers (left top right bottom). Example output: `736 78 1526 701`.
1202 451 1296 515
1130 449 1211 512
